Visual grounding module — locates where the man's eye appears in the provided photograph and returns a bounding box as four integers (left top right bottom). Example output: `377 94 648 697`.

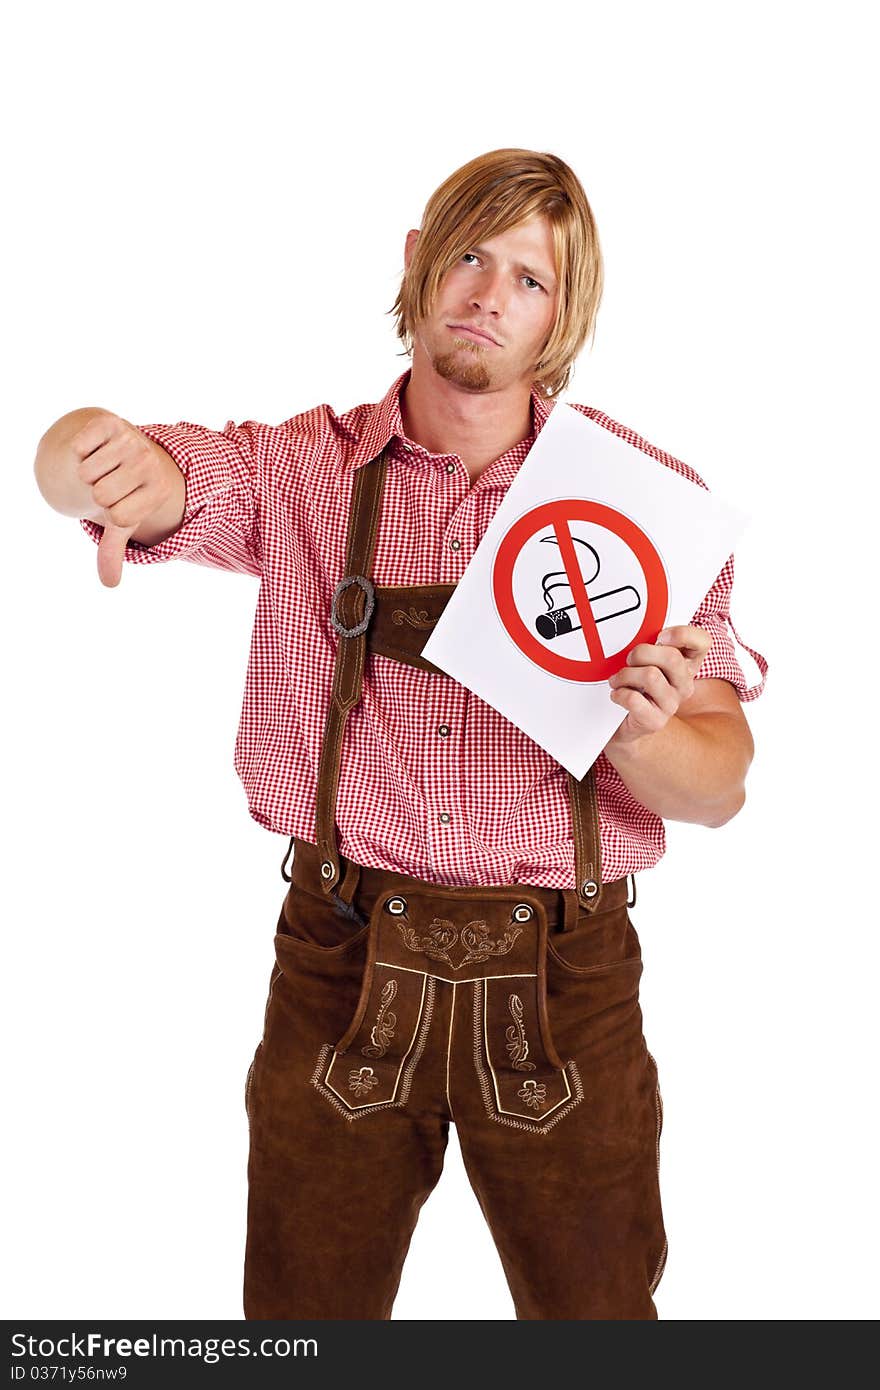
461 252 479 264
523 276 543 291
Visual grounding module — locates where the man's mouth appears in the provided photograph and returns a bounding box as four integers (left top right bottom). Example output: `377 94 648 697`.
447 323 501 347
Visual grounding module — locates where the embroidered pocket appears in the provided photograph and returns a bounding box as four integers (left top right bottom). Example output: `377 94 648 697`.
471 975 584 1133
311 962 436 1120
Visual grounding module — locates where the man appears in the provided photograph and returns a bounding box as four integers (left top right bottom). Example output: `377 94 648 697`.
34 148 768 1320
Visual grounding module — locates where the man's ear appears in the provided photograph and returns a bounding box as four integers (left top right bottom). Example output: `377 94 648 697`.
404 228 420 270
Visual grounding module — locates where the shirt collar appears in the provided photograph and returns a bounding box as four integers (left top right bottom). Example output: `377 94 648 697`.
340 368 555 481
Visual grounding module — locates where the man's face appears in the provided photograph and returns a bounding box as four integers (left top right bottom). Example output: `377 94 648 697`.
407 214 559 394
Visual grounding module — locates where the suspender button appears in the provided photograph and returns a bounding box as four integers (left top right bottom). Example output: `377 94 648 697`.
581 878 599 899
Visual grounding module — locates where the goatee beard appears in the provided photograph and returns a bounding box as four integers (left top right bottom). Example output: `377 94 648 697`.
432 339 492 391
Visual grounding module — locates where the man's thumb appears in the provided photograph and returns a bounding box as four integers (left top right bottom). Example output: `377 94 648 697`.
96 522 134 588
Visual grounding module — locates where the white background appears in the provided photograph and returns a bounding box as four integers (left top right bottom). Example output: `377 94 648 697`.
3 0 877 1321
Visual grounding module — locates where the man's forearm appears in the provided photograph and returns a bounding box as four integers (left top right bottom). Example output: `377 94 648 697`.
603 712 754 827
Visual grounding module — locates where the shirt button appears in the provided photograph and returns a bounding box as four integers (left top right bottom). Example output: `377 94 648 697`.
445 462 456 474
401 441 413 453
437 724 450 738
449 538 461 551
438 811 451 824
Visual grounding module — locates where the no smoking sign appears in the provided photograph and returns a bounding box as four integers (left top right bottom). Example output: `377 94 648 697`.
491 499 669 682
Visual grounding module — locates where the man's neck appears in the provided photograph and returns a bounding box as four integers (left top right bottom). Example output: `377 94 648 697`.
399 362 536 486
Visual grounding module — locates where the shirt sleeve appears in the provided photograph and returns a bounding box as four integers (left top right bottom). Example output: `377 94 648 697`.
78 418 261 577
690 552 768 701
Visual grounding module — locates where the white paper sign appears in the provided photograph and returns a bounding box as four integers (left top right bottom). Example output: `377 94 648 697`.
420 401 750 779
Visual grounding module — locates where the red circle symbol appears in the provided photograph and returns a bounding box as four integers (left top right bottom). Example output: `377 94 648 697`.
492 500 669 681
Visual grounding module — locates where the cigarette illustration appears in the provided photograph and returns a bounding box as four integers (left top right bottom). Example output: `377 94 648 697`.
534 534 641 640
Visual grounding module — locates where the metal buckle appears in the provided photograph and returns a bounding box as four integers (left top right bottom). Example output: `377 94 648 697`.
330 574 376 637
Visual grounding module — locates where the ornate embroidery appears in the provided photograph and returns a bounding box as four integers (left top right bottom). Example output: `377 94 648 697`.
348 1066 379 1096
395 918 522 971
517 1079 548 1110
391 607 437 629
311 977 438 1123
505 993 536 1072
471 984 584 1133
460 920 522 963
361 979 399 1059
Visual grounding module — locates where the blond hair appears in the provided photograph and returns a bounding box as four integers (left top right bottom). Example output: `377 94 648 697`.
391 148 604 398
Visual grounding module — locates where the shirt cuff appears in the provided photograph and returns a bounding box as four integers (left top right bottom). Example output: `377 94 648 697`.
690 553 769 701
692 613 768 701
78 422 235 565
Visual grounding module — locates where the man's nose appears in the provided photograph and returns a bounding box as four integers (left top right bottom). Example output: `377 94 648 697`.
470 269 506 316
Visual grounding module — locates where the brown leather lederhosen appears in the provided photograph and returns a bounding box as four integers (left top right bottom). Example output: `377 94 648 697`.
284 445 632 1132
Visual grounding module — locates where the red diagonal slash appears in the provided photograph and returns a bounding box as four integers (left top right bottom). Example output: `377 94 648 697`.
492 497 668 683
552 513 604 662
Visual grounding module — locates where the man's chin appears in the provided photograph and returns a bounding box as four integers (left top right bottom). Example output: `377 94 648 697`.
432 348 492 392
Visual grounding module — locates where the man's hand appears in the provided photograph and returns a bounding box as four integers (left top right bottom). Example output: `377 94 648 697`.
35 408 188 590
607 624 712 745
69 412 187 589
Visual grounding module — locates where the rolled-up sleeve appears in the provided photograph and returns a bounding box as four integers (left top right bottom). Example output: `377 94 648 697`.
690 552 768 701
79 418 261 577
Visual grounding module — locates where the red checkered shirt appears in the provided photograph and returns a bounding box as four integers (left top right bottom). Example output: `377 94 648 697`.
80 369 768 887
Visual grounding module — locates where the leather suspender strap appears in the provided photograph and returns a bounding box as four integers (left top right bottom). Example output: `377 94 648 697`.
568 767 603 914
315 450 389 897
